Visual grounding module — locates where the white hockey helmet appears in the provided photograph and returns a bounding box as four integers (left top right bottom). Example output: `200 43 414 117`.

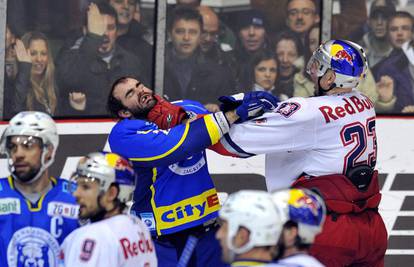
306 39 368 90
219 190 286 255
271 188 326 244
72 152 136 204
0 111 59 183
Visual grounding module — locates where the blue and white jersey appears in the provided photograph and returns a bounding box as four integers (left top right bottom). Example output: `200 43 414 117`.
0 176 79 267
109 100 230 236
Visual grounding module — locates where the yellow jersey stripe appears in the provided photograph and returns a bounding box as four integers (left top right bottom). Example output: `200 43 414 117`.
130 123 190 161
203 114 221 144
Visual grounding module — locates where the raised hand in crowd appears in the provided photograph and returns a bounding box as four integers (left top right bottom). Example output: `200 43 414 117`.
69 92 86 111
87 3 107 36
14 39 31 63
376 75 394 103
402 105 414 113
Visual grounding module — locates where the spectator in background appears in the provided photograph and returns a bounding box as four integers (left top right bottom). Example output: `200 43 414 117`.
360 1 396 68
232 9 270 90
331 0 368 41
109 0 153 81
197 6 235 70
176 0 201 8
387 11 414 50
3 25 30 118
374 40 414 113
274 31 303 100
238 50 278 97
18 31 59 116
56 2 146 116
285 0 320 44
163 7 235 108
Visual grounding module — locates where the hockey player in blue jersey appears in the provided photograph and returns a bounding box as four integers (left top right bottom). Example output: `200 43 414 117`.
107 76 278 267
0 111 79 267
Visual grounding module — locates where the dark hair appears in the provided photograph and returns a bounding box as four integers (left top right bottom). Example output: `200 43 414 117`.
388 11 414 30
86 2 119 26
240 49 278 91
168 7 203 32
273 30 304 57
107 76 130 118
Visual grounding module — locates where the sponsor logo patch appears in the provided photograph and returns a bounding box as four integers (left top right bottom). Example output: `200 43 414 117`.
0 198 21 215
140 212 156 232
47 202 79 219
7 227 60 267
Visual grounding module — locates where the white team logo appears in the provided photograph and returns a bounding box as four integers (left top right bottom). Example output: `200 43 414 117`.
168 155 206 175
7 227 60 267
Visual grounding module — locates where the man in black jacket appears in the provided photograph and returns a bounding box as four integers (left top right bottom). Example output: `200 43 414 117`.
56 2 147 116
163 7 236 110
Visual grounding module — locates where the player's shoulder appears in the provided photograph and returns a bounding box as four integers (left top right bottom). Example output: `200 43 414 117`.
172 99 209 115
110 117 157 137
69 220 112 242
278 253 325 267
272 96 316 121
50 177 78 201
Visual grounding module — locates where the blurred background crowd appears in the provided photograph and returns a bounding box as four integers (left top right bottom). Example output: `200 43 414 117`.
4 0 414 119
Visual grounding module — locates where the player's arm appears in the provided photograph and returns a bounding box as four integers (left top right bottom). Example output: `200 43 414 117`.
109 111 235 167
214 100 318 157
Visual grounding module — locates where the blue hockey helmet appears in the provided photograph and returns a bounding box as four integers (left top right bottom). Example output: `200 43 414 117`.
306 39 368 89
271 188 326 244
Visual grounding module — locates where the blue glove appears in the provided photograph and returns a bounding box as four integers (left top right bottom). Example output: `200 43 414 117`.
218 92 279 123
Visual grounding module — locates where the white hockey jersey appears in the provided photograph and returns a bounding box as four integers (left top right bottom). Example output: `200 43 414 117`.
60 214 157 267
267 253 325 267
221 90 376 191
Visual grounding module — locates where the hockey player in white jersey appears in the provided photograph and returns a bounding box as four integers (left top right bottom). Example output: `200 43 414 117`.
60 152 157 267
216 40 387 266
216 190 284 267
270 188 325 267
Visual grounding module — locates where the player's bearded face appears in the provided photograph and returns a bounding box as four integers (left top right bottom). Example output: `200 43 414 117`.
7 136 43 183
73 178 102 220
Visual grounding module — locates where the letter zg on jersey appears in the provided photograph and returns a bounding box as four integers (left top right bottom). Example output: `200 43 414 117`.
155 189 220 231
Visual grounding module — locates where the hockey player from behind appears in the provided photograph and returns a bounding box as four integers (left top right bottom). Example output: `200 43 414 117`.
0 111 79 267
60 152 157 266
215 190 285 267
215 40 388 266
270 188 325 267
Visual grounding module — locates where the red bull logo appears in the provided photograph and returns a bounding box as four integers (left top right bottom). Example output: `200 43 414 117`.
296 195 319 216
106 153 134 174
331 43 354 66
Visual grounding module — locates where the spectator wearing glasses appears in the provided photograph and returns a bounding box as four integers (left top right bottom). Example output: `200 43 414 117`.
197 6 235 71
285 0 320 44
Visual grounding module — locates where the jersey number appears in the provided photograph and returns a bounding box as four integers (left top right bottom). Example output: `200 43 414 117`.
340 117 377 173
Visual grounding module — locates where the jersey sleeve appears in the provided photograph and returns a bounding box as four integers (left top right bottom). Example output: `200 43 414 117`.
61 227 117 267
109 112 229 167
219 99 318 156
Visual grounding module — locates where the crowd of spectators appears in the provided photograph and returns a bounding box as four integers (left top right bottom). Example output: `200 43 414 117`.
4 0 414 118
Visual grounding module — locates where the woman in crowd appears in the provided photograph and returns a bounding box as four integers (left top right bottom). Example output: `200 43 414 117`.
239 49 279 96
19 31 58 115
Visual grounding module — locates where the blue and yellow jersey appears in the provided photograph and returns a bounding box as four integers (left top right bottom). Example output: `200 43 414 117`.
0 176 79 267
108 100 229 235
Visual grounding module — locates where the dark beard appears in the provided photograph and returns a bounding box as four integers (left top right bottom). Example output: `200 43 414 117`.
129 96 157 119
13 165 41 183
